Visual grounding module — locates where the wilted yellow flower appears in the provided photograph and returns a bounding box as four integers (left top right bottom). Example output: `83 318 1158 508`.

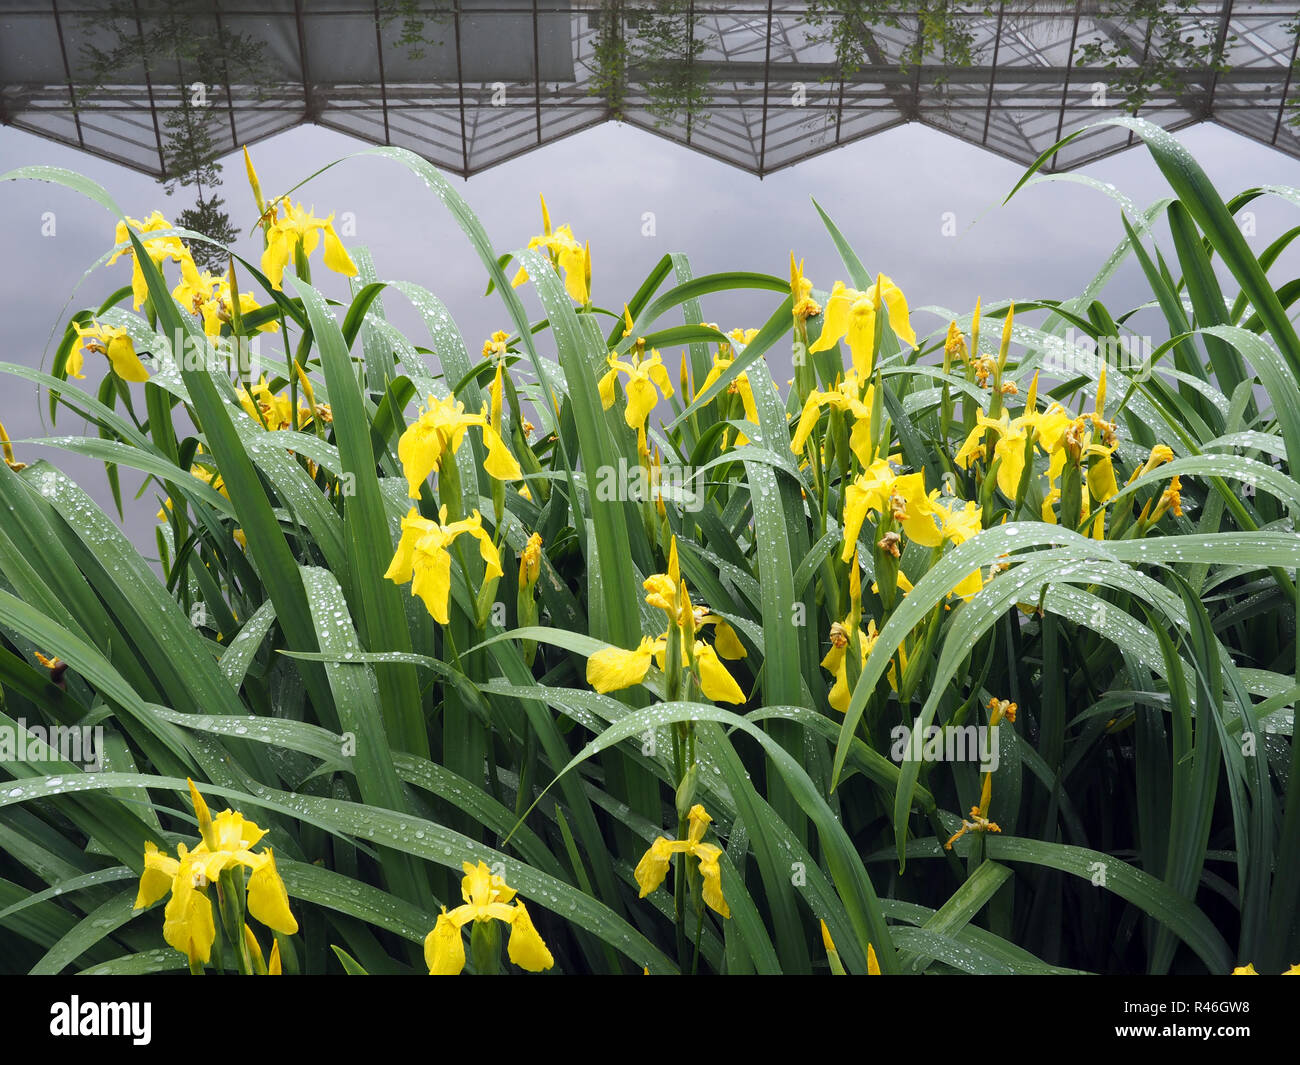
809 274 916 377
943 321 968 366
424 861 554 975
482 330 511 360
384 506 503 625
821 616 903 711
634 805 729 919
790 254 821 321
33 651 68 684
944 806 1002 850
0 417 25 472
1129 443 1174 484
1152 474 1184 520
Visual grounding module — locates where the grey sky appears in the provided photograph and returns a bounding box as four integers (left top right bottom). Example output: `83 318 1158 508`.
2 116 1297 548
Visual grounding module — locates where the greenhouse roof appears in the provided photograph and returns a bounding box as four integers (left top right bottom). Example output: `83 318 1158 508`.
2 2 1298 179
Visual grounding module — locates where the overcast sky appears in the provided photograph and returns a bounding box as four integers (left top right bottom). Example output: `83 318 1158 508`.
2 116 1298 547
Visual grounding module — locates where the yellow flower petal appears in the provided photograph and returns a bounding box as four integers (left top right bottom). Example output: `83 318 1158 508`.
397 416 446 498
425 910 466 975
876 274 916 348
322 221 358 277
106 331 149 382
845 296 877 378
134 841 179 910
712 620 746 660
409 541 454 624
162 855 216 966
597 367 619 410
246 847 298 935
694 843 730 918
507 900 555 972
694 642 746 704
1087 454 1119 503
634 837 678 897
623 376 659 430
808 282 851 355
586 637 656 694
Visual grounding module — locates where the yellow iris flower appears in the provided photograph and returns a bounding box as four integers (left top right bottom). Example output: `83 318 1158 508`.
236 376 329 432
587 631 746 704
585 538 747 703
933 495 985 598
791 371 875 468
696 342 759 446
108 211 194 310
396 388 522 498
955 375 1071 499
822 614 907 710
133 780 297 967
384 506 503 624
510 195 590 304
598 347 674 431
71 321 150 382
261 200 358 290
424 861 554 975
172 264 277 338
634 804 730 919
841 464 938 561
1044 368 1121 507
809 274 916 377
